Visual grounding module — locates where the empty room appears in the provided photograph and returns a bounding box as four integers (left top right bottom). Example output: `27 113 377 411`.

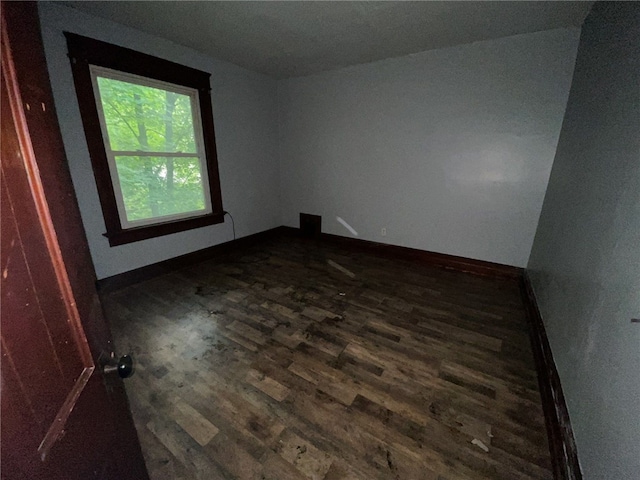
1 1 638 479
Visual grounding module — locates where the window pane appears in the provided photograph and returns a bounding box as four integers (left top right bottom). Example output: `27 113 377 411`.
96 76 197 153
114 156 207 222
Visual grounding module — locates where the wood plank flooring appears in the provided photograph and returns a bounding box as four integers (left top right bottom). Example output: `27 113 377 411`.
102 235 552 480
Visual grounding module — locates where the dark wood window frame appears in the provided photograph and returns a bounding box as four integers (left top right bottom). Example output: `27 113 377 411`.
65 33 224 247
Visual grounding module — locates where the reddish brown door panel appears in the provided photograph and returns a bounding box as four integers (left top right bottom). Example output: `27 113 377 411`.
2 1 112 358
1 2 148 479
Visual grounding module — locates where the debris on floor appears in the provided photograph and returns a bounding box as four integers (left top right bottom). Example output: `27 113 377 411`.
471 438 490 453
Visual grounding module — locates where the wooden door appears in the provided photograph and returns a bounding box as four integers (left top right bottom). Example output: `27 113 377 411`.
0 3 149 479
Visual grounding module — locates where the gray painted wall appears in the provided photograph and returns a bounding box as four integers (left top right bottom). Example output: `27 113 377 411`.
278 28 580 267
527 3 640 478
38 3 281 279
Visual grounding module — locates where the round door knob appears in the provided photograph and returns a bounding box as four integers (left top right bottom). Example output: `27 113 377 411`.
103 354 135 378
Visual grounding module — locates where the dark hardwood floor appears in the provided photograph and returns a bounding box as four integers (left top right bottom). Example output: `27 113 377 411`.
102 234 552 480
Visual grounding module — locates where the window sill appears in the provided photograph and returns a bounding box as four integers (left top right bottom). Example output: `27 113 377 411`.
103 211 224 247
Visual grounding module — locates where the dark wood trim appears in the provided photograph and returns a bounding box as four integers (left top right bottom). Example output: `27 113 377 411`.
64 32 211 92
520 273 583 480
281 227 523 279
198 77 224 218
99 225 524 293
64 32 224 247
97 226 289 293
106 212 224 246
66 34 121 241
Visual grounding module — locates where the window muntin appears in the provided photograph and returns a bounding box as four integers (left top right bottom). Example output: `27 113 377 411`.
90 66 212 229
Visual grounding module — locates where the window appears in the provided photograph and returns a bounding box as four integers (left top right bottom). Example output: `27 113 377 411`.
66 33 223 246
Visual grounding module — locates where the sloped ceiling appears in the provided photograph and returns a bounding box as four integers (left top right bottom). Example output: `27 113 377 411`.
59 1 592 78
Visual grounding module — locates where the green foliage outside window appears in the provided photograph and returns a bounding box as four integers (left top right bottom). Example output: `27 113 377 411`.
96 76 206 223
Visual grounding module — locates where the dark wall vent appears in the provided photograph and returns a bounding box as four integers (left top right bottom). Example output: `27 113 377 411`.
300 213 321 237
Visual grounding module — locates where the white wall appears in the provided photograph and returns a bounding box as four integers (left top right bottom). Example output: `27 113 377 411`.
38 3 281 279
39 3 582 277
527 3 640 478
278 28 580 267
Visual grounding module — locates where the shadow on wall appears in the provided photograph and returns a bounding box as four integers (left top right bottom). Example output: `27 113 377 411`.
527 2 640 479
